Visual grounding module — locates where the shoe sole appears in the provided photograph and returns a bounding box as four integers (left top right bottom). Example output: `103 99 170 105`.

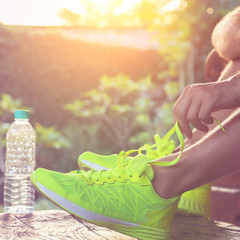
31 173 172 240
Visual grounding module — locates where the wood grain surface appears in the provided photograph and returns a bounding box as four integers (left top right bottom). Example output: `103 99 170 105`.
0 210 240 240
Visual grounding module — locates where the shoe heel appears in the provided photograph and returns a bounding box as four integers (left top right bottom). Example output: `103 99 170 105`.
178 184 211 217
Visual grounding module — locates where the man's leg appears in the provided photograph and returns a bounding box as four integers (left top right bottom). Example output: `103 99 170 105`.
152 108 240 199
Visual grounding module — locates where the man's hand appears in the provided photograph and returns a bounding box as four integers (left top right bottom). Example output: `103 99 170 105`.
173 73 240 139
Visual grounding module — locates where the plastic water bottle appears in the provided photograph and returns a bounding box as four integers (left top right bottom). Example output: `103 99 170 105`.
4 110 36 213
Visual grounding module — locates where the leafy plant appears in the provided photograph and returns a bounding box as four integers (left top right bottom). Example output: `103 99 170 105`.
35 123 71 151
65 74 177 153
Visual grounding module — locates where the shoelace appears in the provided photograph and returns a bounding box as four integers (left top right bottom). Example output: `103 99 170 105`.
116 121 184 174
75 119 225 183
116 118 225 172
143 134 175 160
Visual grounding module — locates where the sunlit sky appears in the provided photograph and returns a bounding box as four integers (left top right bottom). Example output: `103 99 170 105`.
0 0 181 26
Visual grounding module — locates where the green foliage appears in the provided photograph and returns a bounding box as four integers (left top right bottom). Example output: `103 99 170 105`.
65 74 175 152
133 0 203 76
164 81 179 100
62 120 101 157
134 0 240 85
0 123 10 147
0 26 161 127
0 93 32 121
0 94 70 153
58 0 238 83
35 123 71 150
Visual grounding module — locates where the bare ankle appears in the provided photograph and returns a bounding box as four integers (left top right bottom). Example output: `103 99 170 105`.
151 165 181 199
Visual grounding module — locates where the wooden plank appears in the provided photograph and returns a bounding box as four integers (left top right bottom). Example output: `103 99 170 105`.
173 214 240 240
0 210 135 240
0 210 240 240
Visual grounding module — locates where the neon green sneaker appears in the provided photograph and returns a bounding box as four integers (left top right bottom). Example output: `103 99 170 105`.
31 154 180 240
78 131 210 217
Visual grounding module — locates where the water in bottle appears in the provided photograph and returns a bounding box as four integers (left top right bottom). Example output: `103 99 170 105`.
4 110 36 213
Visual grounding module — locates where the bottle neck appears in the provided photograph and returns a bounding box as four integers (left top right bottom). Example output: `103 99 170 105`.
14 118 29 122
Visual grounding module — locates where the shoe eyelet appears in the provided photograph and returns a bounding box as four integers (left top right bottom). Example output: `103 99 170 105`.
130 175 133 178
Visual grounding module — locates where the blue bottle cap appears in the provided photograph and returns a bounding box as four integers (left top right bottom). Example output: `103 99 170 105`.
14 110 29 119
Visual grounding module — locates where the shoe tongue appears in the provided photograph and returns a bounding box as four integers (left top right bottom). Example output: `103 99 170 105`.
128 154 154 180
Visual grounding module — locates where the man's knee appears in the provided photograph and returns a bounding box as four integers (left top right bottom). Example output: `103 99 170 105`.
212 7 240 61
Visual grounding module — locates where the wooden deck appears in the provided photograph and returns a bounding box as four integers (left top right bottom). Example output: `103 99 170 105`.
0 210 240 239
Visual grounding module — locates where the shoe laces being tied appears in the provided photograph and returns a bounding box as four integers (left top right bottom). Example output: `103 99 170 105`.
75 121 184 185
75 119 224 185
116 120 184 170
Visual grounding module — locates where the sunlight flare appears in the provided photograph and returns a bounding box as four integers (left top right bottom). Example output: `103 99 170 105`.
0 0 183 26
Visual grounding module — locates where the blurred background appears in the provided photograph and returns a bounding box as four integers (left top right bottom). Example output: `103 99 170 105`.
0 0 239 225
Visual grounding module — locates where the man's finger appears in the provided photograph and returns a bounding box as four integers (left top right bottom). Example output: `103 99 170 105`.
173 85 191 117
199 106 212 122
190 119 208 132
202 117 214 125
178 118 193 139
